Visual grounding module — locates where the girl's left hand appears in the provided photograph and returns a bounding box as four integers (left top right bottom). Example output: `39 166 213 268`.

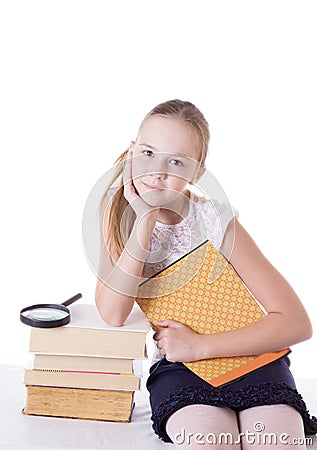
153 319 202 363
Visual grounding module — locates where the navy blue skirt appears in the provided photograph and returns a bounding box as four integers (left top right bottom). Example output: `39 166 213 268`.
146 356 317 443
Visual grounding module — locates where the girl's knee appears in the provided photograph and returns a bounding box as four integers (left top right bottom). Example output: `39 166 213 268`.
166 404 241 449
238 404 306 450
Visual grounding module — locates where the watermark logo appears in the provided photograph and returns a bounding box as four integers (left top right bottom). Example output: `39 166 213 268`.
173 422 313 446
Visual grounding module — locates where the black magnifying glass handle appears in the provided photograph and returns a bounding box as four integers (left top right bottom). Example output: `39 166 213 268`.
62 293 82 307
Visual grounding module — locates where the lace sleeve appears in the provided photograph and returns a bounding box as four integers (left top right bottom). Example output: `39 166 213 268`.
196 196 239 250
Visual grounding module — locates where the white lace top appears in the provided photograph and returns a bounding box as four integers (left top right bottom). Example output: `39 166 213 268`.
141 192 239 365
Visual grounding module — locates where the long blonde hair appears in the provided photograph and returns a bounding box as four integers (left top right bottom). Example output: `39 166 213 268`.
99 99 210 257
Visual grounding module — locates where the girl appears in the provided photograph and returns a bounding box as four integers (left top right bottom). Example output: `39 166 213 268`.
95 99 317 449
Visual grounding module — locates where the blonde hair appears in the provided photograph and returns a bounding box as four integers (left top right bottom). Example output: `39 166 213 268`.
99 99 210 258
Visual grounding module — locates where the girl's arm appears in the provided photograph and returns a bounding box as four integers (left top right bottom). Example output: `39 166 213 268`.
198 217 313 359
154 218 313 363
95 206 155 327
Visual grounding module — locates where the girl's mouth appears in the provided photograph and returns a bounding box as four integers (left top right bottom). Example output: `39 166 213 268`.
142 182 164 191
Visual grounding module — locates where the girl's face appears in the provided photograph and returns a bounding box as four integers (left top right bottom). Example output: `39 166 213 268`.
131 116 205 208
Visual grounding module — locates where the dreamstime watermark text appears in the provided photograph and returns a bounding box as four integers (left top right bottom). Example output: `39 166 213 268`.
174 422 313 446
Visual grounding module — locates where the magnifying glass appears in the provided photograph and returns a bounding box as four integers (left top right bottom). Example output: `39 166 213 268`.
20 293 82 328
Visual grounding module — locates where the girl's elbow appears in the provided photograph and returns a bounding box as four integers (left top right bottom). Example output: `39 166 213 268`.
302 318 313 341
95 300 124 327
101 315 124 327
294 315 313 343
95 293 127 327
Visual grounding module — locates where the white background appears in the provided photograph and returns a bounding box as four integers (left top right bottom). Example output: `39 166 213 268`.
0 1 316 380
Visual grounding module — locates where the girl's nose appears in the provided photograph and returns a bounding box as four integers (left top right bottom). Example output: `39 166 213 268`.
151 172 167 180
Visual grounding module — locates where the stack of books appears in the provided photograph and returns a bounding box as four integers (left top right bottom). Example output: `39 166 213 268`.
23 303 150 422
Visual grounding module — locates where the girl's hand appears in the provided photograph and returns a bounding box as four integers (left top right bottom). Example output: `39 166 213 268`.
123 150 160 224
153 319 203 363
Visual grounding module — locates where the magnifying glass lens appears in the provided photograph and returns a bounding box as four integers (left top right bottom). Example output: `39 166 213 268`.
21 308 69 321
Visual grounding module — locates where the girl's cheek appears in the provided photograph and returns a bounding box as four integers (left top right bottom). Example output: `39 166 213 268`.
167 179 188 195
131 157 152 180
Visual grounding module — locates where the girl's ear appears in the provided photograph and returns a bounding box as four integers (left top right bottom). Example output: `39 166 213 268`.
129 141 135 152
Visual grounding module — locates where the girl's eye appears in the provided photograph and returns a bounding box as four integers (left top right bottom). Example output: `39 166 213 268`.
143 149 153 157
169 159 183 167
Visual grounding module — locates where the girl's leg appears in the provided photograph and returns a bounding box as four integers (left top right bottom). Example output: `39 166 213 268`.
238 404 307 450
165 404 241 449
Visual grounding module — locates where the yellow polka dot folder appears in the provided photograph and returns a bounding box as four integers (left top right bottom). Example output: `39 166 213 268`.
136 240 290 387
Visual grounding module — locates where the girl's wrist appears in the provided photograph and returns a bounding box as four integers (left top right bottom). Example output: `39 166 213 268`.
198 334 216 360
135 216 156 244
123 219 154 262
136 211 157 229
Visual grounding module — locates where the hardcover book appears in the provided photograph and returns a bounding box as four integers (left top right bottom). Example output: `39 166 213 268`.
136 240 290 387
23 386 134 422
32 354 134 374
24 369 140 391
29 304 150 359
